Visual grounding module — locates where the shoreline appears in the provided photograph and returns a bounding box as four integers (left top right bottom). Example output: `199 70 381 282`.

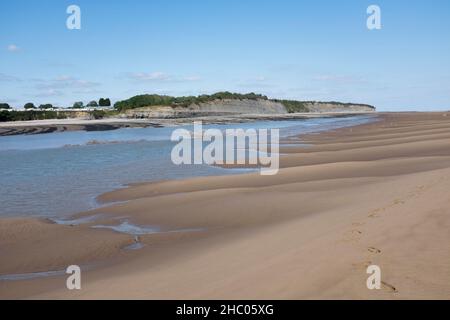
0 111 375 136
0 113 377 219
1 112 450 299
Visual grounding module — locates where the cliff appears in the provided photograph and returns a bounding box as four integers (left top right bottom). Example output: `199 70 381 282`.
122 99 375 119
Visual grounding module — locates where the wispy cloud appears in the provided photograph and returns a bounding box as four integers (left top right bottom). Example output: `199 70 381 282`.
128 72 170 81
126 72 201 83
72 88 103 95
182 76 201 82
237 76 275 89
35 89 64 97
7 44 20 52
30 76 102 101
0 73 21 82
35 76 100 90
312 74 367 85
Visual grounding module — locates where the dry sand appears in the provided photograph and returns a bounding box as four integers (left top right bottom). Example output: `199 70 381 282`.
1 112 450 299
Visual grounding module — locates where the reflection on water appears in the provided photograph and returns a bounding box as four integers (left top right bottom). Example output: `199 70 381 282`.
0 115 376 218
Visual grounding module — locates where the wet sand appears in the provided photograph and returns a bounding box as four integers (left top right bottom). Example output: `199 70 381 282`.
1 112 450 299
0 119 156 136
0 112 370 136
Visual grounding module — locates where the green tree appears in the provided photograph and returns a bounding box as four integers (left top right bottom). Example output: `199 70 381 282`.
0 103 11 109
0 110 13 121
38 104 53 109
72 101 84 109
87 100 99 107
24 102 36 110
98 98 111 107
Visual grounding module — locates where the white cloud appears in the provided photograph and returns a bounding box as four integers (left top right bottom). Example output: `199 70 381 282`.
7 44 20 52
31 76 101 100
313 74 366 85
0 73 21 82
72 88 103 94
36 76 100 90
35 89 64 97
183 76 201 82
237 76 275 89
127 72 201 83
129 72 171 81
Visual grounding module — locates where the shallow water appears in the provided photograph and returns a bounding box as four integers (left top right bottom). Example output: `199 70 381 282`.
0 270 67 281
92 220 160 235
0 115 376 218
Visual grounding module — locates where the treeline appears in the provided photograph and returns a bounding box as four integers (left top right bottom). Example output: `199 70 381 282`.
71 98 111 109
2 102 62 110
0 110 66 122
114 92 268 111
0 98 112 110
0 110 112 122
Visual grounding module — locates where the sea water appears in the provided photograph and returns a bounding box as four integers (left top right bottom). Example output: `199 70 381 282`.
0 115 376 218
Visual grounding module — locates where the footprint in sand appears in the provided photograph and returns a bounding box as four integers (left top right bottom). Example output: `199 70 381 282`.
392 199 405 205
368 208 384 218
367 247 381 254
343 229 363 242
407 185 429 199
368 199 405 218
352 222 365 227
381 281 398 293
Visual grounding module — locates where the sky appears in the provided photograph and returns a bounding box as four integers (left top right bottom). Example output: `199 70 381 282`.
1 0 449 111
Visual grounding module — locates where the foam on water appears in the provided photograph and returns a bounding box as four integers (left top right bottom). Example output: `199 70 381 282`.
92 220 204 235
92 221 160 235
51 213 104 225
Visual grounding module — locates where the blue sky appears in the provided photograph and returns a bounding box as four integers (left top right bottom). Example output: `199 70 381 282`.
1 0 449 111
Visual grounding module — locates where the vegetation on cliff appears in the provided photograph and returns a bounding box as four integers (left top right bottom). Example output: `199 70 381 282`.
273 99 375 113
272 100 309 113
114 92 374 113
113 92 269 111
0 109 116 122
0 110 65 122
0 92 375 122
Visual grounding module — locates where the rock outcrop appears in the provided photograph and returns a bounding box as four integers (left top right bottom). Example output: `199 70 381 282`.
123 99 375 119
303 102 375 113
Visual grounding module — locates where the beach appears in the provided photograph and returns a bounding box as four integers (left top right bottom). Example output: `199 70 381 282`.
1 112 450 299
0 112 371 136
